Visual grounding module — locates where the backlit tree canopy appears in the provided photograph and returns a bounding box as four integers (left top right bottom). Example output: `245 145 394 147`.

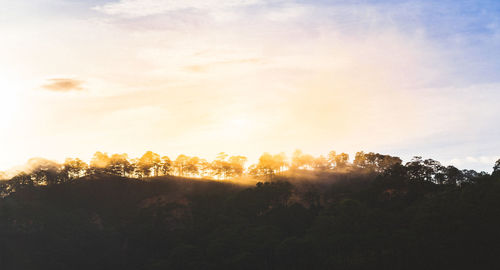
0 150 495 196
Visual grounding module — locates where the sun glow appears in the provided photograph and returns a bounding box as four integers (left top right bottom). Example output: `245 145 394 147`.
0 0 497 174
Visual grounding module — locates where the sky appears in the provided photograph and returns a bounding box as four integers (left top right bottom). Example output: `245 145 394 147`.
0 0 499 172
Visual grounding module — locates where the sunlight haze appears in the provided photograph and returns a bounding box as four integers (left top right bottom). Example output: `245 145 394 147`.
0 0 499 172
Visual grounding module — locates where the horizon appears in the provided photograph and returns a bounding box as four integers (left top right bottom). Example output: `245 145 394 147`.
1 0 499 172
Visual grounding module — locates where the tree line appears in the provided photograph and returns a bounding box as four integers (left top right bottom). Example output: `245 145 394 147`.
0 152 500 269
1 149 498 197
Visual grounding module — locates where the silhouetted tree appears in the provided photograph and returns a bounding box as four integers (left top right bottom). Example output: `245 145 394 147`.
354 152 402 172
62 158 88 179
109 154 133 177
32 167 61 185
443 165 464 185
406 157 444 183
29 159 63 185
9 172 33 191
494 159 500 176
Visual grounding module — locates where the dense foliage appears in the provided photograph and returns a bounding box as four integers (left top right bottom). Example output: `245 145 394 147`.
0 155 499 269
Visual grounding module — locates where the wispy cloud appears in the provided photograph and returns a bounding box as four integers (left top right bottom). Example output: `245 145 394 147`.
42 78 84 92
94 0 264 17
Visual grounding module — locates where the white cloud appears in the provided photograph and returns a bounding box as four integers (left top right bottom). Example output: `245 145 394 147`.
94 0 264 17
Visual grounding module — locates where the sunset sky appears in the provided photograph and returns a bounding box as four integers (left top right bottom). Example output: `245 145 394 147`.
1 0 499 172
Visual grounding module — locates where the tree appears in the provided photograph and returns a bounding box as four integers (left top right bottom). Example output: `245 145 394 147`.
175 154 189 177
10 172 34 191
28 158 63 185
405 157 444 183
109 154 133 177
313 155 329 170
62 158 88 179
89 152 111 175
160 156 173 176
197 158 211 178
461 169 481 183
377 154 402 172
0 181 10 197
185 156 200 177
32 167 62 185
327 150 337 169
443 165 464 185
137 151 161 177
291 150 313 170
353 151 367 168
229 155 248 177
211 152 231 179
494 159 500 176
273 152 288 174
292 149 304 170
250 153 288 180
334 153 349 169
353 152 402 172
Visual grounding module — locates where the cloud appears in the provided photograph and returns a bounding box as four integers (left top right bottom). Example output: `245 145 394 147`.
94 0 264 17
42 78 84 92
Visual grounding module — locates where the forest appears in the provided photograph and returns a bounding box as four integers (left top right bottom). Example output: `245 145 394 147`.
0 150 494 192
0 150 499 269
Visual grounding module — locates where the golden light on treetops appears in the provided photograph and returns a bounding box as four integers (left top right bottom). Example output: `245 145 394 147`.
0 150 404 182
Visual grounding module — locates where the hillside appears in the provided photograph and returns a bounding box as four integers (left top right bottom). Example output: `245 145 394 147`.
1 170 500 270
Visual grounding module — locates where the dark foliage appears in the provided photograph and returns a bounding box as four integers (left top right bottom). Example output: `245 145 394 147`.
0 160 499 269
